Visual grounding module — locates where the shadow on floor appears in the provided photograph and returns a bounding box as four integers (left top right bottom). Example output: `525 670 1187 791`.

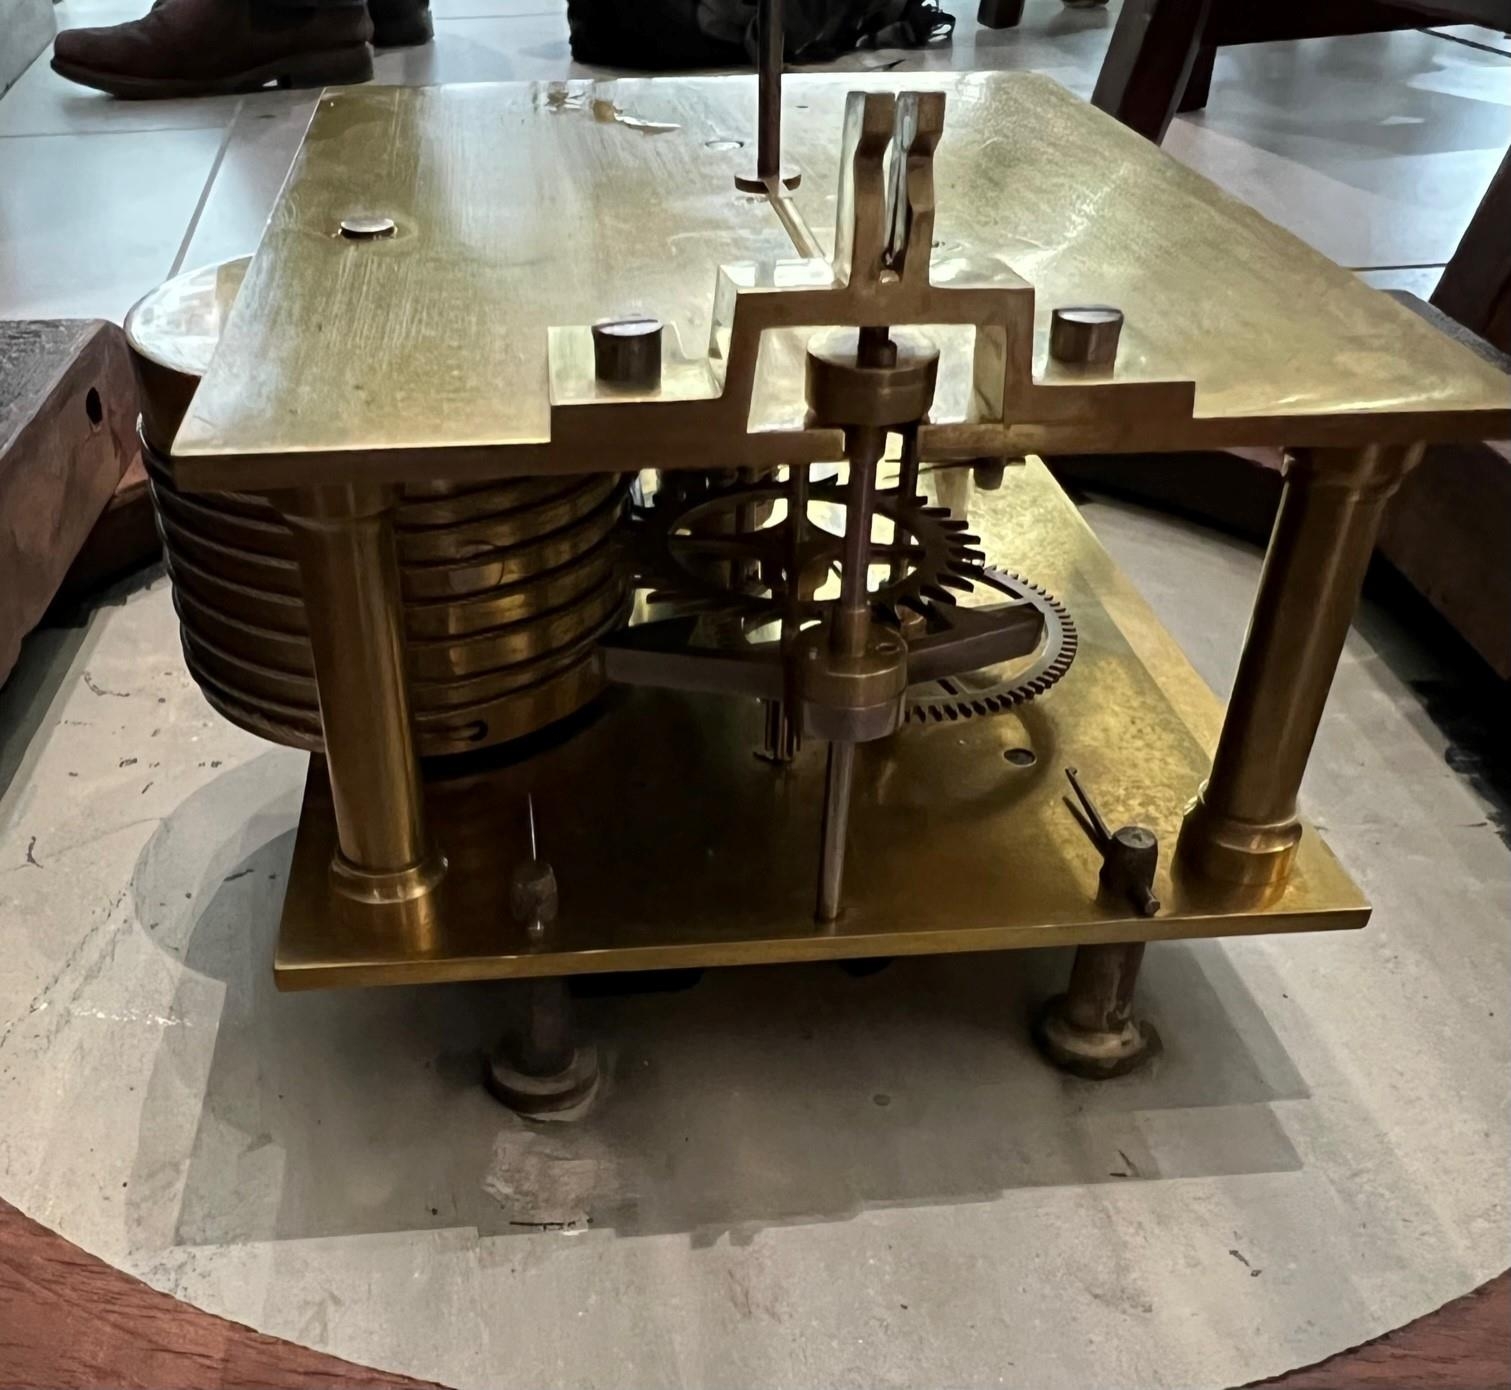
126 764 1311 1249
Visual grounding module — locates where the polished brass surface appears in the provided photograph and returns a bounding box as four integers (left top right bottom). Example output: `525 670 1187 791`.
130 261 628 758
1176 443 1423 886
175 75 1508 490
124 256 249 453
274 461 1369 989
546 85 1185 481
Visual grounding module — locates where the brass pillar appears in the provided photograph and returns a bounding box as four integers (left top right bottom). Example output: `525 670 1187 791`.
1177 443 1422 886
282 484 445 904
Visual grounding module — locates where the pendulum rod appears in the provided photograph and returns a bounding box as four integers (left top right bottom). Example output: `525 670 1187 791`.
817 739 857 922
834 423 885 658
897 423 921 504
779 461 812 761
737 0 807 206
816 419 888 921
757 0 783 183
891 423 921 586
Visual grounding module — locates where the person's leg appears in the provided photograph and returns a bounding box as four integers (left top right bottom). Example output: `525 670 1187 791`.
52 0 429 100
366 0 433 48
263 0 433 50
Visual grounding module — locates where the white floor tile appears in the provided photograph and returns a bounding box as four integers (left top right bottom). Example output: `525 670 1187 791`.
0 0 54 100
0 126 227 322
1426 23 1511 56
1166 118 1502 269
431 0 566 17
177 90 318 271
53 0 151 24
0 63 239 137
1357 264 1444 297
1165 29 1509 268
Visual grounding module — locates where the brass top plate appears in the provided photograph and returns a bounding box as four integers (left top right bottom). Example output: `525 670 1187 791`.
176 74 1509 487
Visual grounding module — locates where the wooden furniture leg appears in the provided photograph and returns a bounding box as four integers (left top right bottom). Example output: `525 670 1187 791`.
1432 147 1511 356
0 320 137 683
1177 42 1215 112
976 0 1026 28
1091 0 1212 142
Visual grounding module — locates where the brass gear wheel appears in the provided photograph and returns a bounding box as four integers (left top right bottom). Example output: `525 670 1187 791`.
627 477 983 624
904 569 1077 722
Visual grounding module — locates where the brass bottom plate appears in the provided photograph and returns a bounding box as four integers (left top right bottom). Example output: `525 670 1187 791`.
274 461 1368 990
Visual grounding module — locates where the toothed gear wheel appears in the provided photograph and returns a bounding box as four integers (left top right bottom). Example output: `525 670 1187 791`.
905 569 1077 722
628 477 984 624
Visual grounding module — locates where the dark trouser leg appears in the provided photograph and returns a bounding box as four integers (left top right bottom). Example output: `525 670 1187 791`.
486 979 601 1117
260 0 434 49
1036 942 1159 1079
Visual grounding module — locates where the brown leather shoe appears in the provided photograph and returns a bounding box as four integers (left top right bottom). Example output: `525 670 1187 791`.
51 0 374 99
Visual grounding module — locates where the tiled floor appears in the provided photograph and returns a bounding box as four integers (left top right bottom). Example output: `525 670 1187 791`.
2 0 1508 325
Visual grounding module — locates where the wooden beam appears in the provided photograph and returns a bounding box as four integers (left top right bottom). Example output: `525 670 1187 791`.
1 320 137 683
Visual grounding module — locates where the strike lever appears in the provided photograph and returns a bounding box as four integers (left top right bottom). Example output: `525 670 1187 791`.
1064 767 1161 918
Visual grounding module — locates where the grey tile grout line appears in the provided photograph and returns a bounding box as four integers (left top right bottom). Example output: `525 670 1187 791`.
435 6 564 17
0 121 231 140
168 98 243 279
1422 26 1511 59
1347 262 1448 272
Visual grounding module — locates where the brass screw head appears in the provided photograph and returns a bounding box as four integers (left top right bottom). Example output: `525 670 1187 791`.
338 215 397 240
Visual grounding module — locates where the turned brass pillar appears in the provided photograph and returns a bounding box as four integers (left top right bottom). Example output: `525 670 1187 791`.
282 483 446 905
1177 443 1423 887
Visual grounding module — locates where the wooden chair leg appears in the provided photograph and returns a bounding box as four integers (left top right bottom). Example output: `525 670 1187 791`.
1177 42 1215 113
1091 0 1213 143
1432 146 1511 356
976 0 1026 29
